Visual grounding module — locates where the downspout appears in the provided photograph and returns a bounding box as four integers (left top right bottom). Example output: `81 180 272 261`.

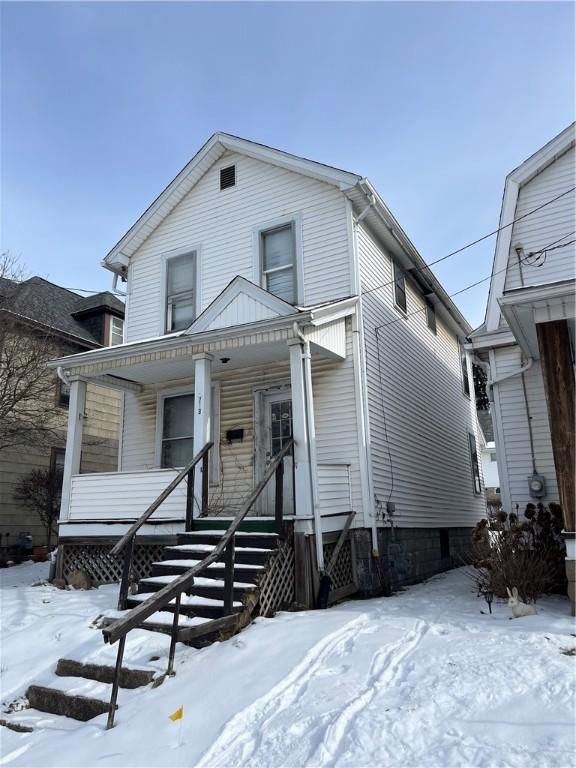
293 322 324 571
57 366 71 387
349 195 379 555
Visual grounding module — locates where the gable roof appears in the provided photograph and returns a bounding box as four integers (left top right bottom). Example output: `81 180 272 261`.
101 132 473 336
0 276 124 347
484 123 576 332
186 276 298 335
103 132 362 270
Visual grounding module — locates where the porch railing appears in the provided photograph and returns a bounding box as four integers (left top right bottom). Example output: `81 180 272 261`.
110 441 213 612
103 438 294 729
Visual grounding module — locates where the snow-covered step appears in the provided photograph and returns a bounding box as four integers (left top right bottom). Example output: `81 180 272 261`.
128 592 242 609
163 544 272 566
55 658 155 689
147 559 265 586
169 544 274 554
178 530 279 550
152 559 264 570
26 685 113 722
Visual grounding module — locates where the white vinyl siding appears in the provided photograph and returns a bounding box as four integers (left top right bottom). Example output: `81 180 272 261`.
491 345 558 511
357 223 485 528
120 328 363 522
124 152 350 342
504 146 575 294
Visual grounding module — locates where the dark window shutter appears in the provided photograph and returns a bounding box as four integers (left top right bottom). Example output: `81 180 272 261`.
220 165 236 190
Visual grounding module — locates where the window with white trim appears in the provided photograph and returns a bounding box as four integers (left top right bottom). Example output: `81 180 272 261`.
109 316 124 346
260 223 296 303
468 432 482 495
160 393 194 468
165 252 196 332
393 261 407 313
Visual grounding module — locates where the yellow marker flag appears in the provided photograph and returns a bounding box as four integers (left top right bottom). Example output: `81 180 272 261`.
169 706 183 722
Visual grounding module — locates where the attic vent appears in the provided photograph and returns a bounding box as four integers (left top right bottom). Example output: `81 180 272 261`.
220 165 236 190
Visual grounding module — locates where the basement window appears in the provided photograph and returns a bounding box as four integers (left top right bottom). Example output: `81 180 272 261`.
220 165 236 190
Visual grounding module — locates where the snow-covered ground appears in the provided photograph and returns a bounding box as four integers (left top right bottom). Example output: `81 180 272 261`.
1 562 574 768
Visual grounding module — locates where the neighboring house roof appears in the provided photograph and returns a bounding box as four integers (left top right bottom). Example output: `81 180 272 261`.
0 276 124 347
477 410 495 443
72 291 125 317
484 123 576 332
102 132 472 336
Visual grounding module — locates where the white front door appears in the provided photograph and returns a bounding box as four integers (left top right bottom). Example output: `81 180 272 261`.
256 388 294 516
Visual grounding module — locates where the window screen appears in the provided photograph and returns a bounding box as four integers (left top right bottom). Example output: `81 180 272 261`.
261 224 296 303
166 253 195 332
161 394 194 468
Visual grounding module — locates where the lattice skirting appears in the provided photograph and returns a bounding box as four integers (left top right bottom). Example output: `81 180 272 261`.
322 535 357 603
257 541 295 618
59 543 166 585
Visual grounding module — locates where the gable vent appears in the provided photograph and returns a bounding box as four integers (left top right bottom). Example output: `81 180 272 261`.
220 165 236 190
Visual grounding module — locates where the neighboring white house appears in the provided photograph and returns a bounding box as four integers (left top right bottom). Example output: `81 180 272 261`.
50 133 485 599
469 124 575 527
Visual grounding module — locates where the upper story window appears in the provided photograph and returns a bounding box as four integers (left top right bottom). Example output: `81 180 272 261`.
392 262 407 314
425 299 437 334
220 165 236 190
166 252 196 332
109 315 124 346
460 341 471 397
260 223 296 303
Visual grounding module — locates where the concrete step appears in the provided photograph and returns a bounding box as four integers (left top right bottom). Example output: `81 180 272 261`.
26 685 114 722
55 659 155 689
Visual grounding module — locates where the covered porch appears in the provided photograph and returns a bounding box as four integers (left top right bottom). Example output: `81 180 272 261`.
50 290 363 551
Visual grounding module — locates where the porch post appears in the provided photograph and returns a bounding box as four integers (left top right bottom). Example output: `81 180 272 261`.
193 353 213 513
288 340 314 520
59 378 87 522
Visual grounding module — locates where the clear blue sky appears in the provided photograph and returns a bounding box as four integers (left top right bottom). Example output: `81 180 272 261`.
1 1 574 327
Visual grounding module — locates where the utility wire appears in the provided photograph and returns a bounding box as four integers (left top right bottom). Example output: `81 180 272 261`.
361 186 576 298
373 234 576 332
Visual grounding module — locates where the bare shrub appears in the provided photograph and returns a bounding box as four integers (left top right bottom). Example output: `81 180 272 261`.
468 503 566 603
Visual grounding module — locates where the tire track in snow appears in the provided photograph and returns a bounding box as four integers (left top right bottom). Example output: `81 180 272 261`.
194 613 372 768
310 619 428 767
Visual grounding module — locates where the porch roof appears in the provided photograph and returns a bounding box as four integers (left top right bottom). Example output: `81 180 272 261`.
48 298 355 385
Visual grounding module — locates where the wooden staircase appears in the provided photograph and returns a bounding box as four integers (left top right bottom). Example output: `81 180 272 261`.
118 525 280 642
13 440 294 729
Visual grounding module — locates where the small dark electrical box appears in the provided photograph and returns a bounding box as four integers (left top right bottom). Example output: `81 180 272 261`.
226 428 244 444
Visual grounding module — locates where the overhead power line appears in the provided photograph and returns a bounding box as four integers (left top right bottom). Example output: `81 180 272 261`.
373 233 576 332
361 186 576 298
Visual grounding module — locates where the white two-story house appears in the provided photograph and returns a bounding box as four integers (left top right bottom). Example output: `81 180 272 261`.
50 134 484 604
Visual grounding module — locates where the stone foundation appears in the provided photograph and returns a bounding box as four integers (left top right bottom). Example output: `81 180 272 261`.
352 526 472 597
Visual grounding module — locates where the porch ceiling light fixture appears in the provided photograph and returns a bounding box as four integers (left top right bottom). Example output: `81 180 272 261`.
220 357 230 364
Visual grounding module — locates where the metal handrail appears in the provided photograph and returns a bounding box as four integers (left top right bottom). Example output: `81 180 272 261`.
103 438 294 645
110 441 214 557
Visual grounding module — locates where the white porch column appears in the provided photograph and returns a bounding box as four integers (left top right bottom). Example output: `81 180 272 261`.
288 340 314 520
59 378 86 522
193 353 213 507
